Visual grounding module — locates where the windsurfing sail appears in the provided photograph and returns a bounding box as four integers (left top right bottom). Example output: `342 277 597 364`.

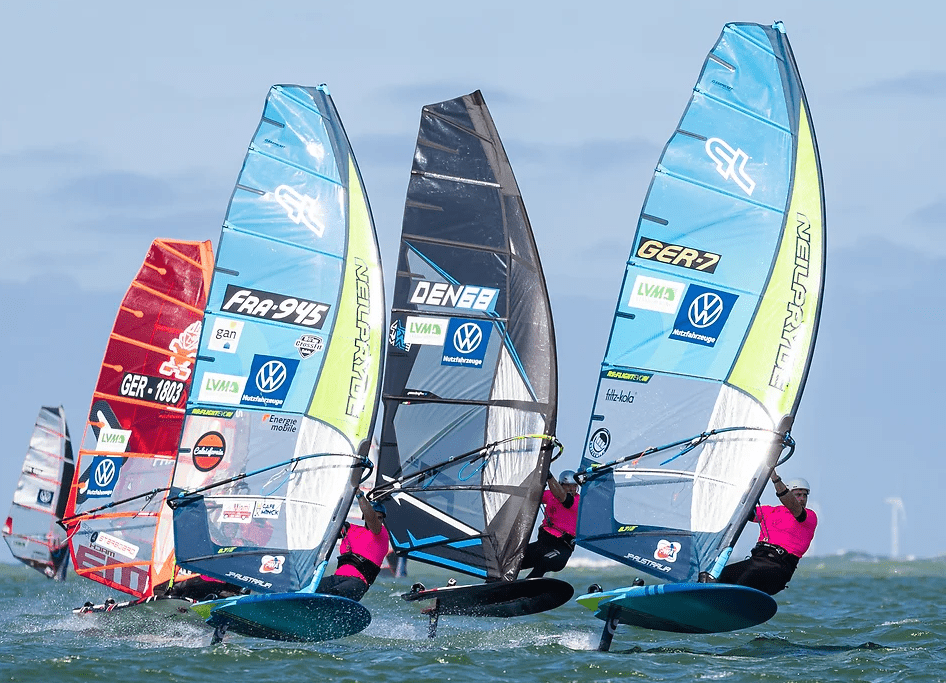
167 84 385 595
62 239 214 598
3 406 75 579
575 22 825 585
373 91 558 582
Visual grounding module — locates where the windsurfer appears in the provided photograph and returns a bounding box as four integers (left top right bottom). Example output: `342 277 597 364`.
717 470 817 595
520 470 580 579
317 491 390 602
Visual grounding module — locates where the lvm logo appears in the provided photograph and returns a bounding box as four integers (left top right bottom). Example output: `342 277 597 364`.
405 316 449 345
628 275 685 315
198 372 247 405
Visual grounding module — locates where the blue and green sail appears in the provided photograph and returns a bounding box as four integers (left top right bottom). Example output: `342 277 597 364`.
575 22 825 584
169 85 385 594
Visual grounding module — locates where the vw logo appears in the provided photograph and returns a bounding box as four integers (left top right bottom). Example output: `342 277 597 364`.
94 459 116 487
453 322 483 354
688 292 724 328
37 490 54 505
256 360 288 393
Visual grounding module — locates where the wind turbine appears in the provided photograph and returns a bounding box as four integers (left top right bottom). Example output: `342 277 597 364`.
884 497 906 558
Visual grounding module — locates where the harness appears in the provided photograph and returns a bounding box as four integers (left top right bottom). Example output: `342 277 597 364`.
336 551 381 585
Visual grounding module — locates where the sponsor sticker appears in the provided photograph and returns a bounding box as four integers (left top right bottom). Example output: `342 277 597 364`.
601 369 652 383
159 320 201 381
388 319 410 352
85 457 122 498
188 407 236 419
604 388 635 405
405 316 449 345
636 237 721 274
254 500 282 519
669 284 738 347
294 334 324 359
262 414 298 433
198 372 247 405
628 275 685 315
241 355 299 409
208 318 245 354
260 555 285 574
441 318 492 368
220 500 253 524
90 530 139 560
36 489 54 507
221 284 331 329
410 281 499 312
193 431 226 471
655 539 681 563
588 428 610 459
96 426 132 453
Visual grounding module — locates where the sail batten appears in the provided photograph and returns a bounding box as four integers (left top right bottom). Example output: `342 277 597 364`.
576 22 824 585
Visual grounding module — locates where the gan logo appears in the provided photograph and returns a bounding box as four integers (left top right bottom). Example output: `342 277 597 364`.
36 489 54 507
221 284 331 329
260 555 285 574
654 539 681 563
241 355 299 409
208 318 244 354
706 137 756 196
441 318 492 368
275 185 325 237
159 320 201 381
636 237 721 273
410 281 499 312
388 319 410 352
628 275 685 315
198 372 246 405
86 457 122 498
192 431 226 471
405 316 449 345
669 284 738 347
588 428 611 458
294 334 324 359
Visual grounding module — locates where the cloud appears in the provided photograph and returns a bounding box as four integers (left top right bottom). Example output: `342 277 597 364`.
54 171 178 210
910 198 946 226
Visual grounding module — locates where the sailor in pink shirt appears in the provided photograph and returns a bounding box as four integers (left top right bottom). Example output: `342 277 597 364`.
521 470 580 578
718 469 818 595
317 491 390 602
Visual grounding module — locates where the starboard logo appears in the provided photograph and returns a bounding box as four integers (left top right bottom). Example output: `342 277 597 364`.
159 320 201 381
636 237 721 273
192 431 226 471
221 284 331 329
705 137 756 196
588 428 611 459
628 275 685 315
410 281 499 312
275 185 325 237
294 334 324 359
260 555 285 574
208 318 244 354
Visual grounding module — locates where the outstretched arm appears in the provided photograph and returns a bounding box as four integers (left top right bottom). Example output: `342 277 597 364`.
356 490 383 534
770 469 805 520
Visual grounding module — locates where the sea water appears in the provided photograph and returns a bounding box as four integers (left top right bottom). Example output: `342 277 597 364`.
1 554 943 683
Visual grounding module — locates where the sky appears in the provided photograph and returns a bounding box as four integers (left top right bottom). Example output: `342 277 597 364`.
1 1 943 563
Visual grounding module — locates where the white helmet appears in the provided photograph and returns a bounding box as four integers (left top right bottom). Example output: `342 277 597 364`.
558 470 577 484
787 478 810 492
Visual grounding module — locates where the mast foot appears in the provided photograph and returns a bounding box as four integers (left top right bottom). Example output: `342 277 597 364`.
597 605 621 652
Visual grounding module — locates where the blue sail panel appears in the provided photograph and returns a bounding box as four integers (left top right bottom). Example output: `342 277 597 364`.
576 23 825 585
